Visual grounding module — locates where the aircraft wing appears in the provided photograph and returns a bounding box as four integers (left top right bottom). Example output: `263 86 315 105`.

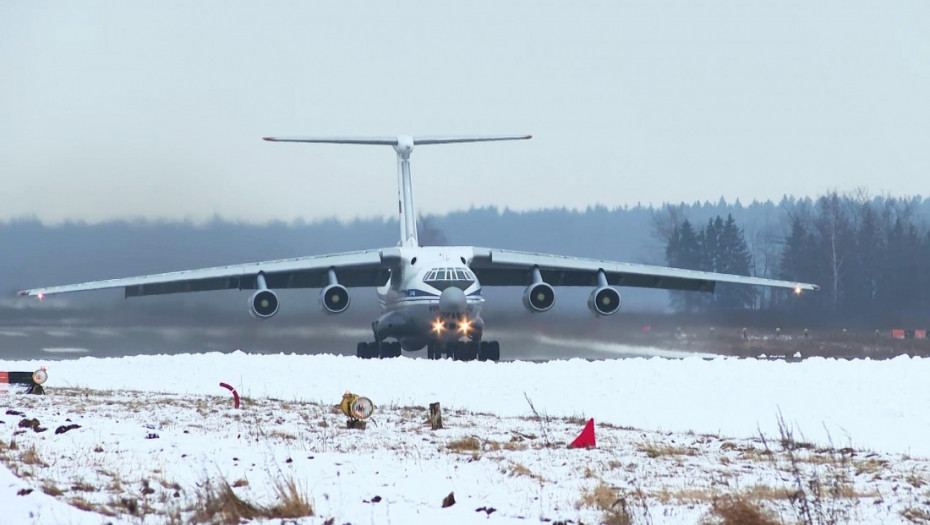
17 248 401 298
469 248 819 293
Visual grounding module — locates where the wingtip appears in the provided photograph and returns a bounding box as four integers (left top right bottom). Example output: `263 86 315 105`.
262 137 274 142
16 290 27 297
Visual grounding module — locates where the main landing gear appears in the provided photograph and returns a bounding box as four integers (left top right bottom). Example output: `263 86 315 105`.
426 341 500 362
355 340 501 361
356 341 402 359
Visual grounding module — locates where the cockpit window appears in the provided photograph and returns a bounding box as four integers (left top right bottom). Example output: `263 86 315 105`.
423 267 476 291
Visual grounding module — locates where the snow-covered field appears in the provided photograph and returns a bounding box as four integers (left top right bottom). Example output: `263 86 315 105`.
2 351 930 524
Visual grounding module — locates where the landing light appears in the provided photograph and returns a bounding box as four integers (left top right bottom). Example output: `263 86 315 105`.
433 320 444 333
794 286 802 295
459 319 471 334
37 293 44 300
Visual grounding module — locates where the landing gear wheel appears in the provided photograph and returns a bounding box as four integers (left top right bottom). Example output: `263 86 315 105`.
356 342 378 359
454 342 478 361
380 342 401 359
478 341 500 362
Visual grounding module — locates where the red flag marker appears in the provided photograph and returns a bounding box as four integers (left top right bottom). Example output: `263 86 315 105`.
568 418 596 449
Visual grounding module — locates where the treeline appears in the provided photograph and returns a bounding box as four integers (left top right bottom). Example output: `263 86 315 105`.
4 194 930 323
658 192 930 323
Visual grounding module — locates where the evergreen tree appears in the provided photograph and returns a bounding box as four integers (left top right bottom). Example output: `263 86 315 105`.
714 214 755 310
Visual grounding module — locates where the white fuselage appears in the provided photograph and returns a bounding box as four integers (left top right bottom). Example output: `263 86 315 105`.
374 246 484 349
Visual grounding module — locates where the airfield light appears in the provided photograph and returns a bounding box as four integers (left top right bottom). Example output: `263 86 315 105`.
32 367 48 385
340 391 375 428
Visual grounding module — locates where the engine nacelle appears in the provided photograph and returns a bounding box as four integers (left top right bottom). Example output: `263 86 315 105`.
523 282 555 313
320 284 351 314
249 289 279 318
588 286 621 317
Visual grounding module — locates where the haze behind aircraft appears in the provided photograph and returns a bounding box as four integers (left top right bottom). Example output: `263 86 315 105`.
18 135 819 361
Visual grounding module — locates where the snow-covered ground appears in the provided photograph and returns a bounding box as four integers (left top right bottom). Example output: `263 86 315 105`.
2 351 930 524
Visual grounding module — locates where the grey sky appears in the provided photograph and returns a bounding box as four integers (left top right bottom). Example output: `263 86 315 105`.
2 1 928 224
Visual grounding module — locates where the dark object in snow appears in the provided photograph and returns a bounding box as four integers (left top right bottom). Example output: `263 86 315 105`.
429 402 443 430
568 418 596 449
219 382 240 409
55 424 81 435
371 495 382 503
145 433 159 439
18 418 40 430
17 488 33 496
6 410 24 416
442 491 456 508
476 506 497 516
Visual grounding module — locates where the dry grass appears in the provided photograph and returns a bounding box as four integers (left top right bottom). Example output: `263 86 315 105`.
190 475 313 524
703 496 782 525
41 480 64 497
267 476 314 518
446 436 481 452
578 482 649 525
901 506 930 524
638 441 697 459
20 444 46 466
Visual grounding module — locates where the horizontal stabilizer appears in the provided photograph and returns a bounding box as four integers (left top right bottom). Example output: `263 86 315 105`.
263 135 531 146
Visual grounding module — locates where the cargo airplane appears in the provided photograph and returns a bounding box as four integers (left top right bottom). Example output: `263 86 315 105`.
18 135 819 361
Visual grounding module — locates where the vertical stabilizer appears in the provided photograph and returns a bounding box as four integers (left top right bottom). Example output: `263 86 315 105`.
263 134 532 247
394 136 419 247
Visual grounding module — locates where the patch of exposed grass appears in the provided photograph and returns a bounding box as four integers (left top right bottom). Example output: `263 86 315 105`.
578 482 651 525
190 475 313 524
20 445 46 467
703 496 782 525
637 441 697 459
447 436 481 452
41 480 64 497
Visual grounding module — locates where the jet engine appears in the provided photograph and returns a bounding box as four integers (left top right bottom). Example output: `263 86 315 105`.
523 282 555 312
249 289 279 318
587 286 621 316
320 284 351 314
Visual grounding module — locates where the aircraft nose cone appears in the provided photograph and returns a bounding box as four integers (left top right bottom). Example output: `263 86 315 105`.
439 287 467 314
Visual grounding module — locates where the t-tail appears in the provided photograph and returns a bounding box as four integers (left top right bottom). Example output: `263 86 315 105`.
263 135 532 247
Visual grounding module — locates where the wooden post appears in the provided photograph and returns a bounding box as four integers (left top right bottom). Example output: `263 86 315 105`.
428 402 443 430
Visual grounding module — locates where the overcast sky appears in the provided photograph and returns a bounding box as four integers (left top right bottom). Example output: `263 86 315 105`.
2 1 928 224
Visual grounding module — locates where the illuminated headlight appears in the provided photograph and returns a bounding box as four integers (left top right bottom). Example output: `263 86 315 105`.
433 320 444 333
459 319 471 334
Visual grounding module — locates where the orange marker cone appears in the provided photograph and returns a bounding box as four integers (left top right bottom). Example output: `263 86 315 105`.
568 418 596 448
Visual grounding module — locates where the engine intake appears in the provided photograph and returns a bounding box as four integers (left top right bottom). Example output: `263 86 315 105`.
249 289 279 318
320 284 351 314
588 286 621 316
523 282 555 313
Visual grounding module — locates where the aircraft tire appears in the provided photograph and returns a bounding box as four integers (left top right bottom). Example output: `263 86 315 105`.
380 342 401 359
487 341 500 362
454 342 478 362
357 342 377 359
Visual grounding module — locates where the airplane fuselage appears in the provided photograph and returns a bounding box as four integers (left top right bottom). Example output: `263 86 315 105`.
374 246 484 351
